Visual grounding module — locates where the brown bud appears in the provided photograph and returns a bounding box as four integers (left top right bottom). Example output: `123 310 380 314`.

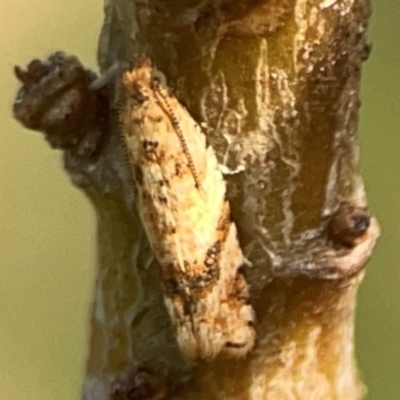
13 52 100 151
327 202 371 248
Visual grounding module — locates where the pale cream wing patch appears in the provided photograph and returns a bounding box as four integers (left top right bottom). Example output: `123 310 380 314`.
120 59 255 360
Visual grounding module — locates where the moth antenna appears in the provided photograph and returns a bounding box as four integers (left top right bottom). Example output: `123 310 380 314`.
89 61 130 91
153 82 201 189
116 77 137 189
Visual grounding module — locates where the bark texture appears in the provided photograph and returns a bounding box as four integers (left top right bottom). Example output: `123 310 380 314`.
13 0 380 399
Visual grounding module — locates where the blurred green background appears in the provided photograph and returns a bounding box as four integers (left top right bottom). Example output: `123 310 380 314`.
0 1 398 399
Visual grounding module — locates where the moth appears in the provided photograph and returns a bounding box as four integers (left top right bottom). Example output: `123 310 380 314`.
120 58 255 361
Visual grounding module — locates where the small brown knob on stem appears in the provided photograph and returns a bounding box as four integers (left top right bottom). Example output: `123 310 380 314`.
327 202 371 248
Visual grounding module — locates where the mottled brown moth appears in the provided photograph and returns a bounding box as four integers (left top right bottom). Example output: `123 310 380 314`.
120 58 255 361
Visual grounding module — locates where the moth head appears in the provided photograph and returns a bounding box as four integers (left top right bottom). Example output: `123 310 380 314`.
123 57 152 87
122 57 154 105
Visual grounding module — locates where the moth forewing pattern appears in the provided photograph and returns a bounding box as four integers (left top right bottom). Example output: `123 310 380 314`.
120 59 255 361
